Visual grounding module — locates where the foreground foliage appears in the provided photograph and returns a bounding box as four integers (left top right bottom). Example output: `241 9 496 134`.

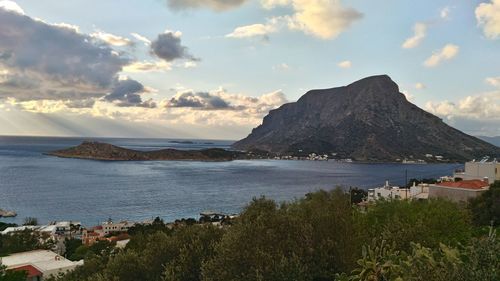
4 182 498 281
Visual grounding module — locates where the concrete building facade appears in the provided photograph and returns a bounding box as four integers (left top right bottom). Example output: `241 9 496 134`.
428 180 490 202
455 159 499 182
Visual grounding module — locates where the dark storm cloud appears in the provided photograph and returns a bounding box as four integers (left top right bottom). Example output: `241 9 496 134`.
104 79 157 108
0 9 130 88
150 31 197 62
0 8 141 105
166 0 248 11
167 91 235 110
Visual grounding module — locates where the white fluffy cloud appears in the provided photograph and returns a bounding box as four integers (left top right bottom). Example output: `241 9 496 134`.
226 18 282 39
423 44 459 67
415 82 426 89
131 32 151 45
337 60 352 68
425 91 500 121
440 6 450 19
402 23 427 49
476 0 500 39
90 30 132 46
123 61 172 73
485 76 500 87
287 0 363 39
230 0 362 40
0 0 24 14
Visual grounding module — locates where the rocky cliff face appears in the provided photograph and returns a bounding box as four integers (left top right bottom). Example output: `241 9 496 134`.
233 75 499 161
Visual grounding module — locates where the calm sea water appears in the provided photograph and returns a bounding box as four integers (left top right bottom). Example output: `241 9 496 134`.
0 136 462 226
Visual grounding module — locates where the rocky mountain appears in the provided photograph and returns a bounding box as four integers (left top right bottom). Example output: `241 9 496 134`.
48 141 244 161
233 75 500 162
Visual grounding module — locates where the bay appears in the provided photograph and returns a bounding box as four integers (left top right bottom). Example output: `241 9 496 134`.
0 136 462 226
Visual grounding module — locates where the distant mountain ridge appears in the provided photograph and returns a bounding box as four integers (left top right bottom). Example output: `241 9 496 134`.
477 136 500 147
233 75 500 162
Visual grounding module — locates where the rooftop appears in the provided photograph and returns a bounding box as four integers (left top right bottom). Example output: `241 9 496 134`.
436 180 490 190
0 250 81 272
10 264 43 278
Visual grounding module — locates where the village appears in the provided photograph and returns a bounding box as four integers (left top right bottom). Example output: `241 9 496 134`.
0 158 498 280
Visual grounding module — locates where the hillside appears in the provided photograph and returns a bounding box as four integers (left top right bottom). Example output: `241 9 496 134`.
233 75 500 162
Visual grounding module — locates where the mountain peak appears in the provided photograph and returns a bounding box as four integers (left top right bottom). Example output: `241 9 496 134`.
233 75 499 161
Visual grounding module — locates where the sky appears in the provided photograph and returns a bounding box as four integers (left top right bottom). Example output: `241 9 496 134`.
0 0 499 140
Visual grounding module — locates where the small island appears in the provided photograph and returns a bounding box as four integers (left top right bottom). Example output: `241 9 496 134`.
0 208 17 217
46 141 245 161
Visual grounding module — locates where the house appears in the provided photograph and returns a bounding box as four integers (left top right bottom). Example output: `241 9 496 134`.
367 181 430 202
101 220 133 235
82 229 101 246
0 250 83 281
1 226 38 235
367 181 411 201
454 158 499 182
428 179 490 202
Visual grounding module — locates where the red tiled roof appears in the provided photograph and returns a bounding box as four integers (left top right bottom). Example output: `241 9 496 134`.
437 180 489 190
11 265 43 278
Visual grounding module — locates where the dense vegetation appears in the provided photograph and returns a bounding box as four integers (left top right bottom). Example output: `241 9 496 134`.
0 229 54 256
2 181 499 281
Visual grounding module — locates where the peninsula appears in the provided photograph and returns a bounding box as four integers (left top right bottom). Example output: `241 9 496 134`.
47 141 245 161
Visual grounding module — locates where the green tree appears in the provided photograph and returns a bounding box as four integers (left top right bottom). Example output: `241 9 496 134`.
0 230 54 256
64 238 83 260
202 197 314 281
22 217 38 226
469 180 500 226
361 199 472 252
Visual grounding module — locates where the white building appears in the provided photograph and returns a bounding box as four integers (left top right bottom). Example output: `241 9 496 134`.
101 220 133 235
0 250 83 280
368 181 409 201
368 181 429 202
454 158 499 182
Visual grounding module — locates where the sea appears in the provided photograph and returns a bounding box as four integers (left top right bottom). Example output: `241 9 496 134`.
0 136 463 226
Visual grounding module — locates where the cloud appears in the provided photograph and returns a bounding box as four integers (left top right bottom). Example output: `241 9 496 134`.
226 18 282 39
122 60 172 73
401 90 415 102
273 63 290 71
230 0 362 40
440 6 450 19
163 88 288 126
0 0 24 14
415 82 426 89
151 30 197 62
261 0 290 9
425 91 500 121
337 60 352 68
166 0 248 11
0 6 131 103
402 22 427 49
286 0 363 39
167 91 232 110
131 32 151 45
104 79 156 108
423 44 459 67
90 30 133 46
485 76 500 87
476 0 500 39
